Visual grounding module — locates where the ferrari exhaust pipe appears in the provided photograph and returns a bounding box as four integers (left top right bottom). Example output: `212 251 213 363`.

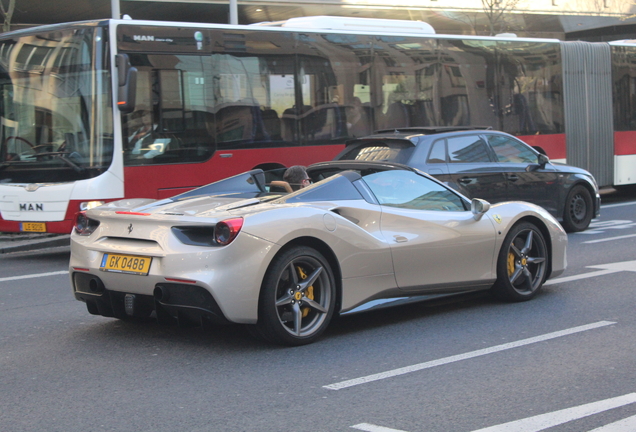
154 285 170 302
88 277 105 294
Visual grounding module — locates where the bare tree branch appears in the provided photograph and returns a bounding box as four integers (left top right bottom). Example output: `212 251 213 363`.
0 0 15 33
482 0 525 35
450 0 526 36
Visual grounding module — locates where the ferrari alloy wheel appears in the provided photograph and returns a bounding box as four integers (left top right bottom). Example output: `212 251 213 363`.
254 246 336 346
493 222 548 302
561 185 593 232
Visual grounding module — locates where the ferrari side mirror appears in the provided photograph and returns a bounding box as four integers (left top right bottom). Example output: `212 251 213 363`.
471 198 490 221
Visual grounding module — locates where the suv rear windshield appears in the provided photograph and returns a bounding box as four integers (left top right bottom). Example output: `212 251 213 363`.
338 140 414 164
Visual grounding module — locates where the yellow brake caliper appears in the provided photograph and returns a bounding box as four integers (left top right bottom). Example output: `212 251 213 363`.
296 266 314 318
507 251 515 277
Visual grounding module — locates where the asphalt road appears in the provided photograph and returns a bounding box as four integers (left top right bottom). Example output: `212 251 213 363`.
1 190 635 432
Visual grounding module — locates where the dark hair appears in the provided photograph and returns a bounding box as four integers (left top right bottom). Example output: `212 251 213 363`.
283 165 308 190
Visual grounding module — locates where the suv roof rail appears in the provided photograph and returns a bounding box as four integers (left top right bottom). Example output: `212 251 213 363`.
373 126 493 135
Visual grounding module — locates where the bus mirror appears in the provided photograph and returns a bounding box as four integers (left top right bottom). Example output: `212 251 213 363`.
115 54 137 113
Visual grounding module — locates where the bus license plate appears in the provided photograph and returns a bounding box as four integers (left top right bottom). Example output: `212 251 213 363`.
100 253 153 276
21 222 46 232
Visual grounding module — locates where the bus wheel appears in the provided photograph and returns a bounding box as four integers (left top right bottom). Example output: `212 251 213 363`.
562 185 593 232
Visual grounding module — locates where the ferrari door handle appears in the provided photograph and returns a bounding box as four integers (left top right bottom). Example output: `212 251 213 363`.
507 174 519 181
394 235 408 243
458 177 472 185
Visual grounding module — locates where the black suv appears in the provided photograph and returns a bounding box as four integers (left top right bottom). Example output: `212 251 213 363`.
334 127 600 232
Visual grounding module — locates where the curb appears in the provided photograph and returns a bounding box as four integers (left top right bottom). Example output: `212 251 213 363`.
0 234 71 254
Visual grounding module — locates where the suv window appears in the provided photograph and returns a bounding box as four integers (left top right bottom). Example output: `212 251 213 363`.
362 170 466 211
488 135 538 164
427 139 446 163
447 135 491 163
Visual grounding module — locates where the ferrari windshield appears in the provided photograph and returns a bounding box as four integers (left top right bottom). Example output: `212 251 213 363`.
0 24 113 183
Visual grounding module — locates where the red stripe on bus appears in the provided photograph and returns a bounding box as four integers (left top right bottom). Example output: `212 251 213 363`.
615 131 636 156
518 133 566 160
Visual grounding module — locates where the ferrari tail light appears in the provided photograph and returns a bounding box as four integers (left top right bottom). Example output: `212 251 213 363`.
74 211 100 236
214 218 243 245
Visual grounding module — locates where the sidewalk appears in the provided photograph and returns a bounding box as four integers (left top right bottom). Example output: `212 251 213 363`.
0 232 70 254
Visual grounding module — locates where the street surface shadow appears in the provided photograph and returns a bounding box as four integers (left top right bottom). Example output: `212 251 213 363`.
325 290 494 339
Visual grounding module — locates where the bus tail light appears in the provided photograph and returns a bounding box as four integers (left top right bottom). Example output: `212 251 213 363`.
74 211 100 236
214 218 243 245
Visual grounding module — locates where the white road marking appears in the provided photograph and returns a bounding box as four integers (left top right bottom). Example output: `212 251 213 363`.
602 201 636 209
0 270 68 283
324 321 614 391
577 220 636 235
544 260 636 286
584 233 636 244
470 393 636 432
588 414 636 431
351 423 408 432
544 269 618 285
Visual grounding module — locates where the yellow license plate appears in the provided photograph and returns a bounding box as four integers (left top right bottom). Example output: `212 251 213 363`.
21 222 47 232
100 253 153 275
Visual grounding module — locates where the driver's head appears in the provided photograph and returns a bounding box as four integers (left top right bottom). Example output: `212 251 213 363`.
283 165 311 190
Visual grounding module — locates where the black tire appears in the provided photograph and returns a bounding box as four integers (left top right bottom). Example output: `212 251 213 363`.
492 222 549 302
255 246 336 346
561 185 593 232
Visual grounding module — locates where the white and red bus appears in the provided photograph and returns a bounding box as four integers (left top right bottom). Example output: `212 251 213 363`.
0 16 634 233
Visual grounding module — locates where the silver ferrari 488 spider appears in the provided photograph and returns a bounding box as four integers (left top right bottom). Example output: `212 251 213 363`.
69 161 567 346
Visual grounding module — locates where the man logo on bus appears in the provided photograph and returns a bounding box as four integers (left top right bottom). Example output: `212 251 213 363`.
19 203 43 211
133 35 154 42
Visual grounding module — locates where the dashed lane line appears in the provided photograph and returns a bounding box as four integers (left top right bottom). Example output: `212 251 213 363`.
583 233 636 244
351 424 408 432
0 270 68 283
350 394 636 432
602 201 636 209
588 414 636 432
470 392 636 432
324 321 615 391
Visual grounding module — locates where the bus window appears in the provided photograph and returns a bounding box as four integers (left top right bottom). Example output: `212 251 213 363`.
211 53 295 148
296 32 374 143
613 45 636 131
0 27 111 183
495 41 563 135
374 37 442 129
158 69 185 132
122 53 215 165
